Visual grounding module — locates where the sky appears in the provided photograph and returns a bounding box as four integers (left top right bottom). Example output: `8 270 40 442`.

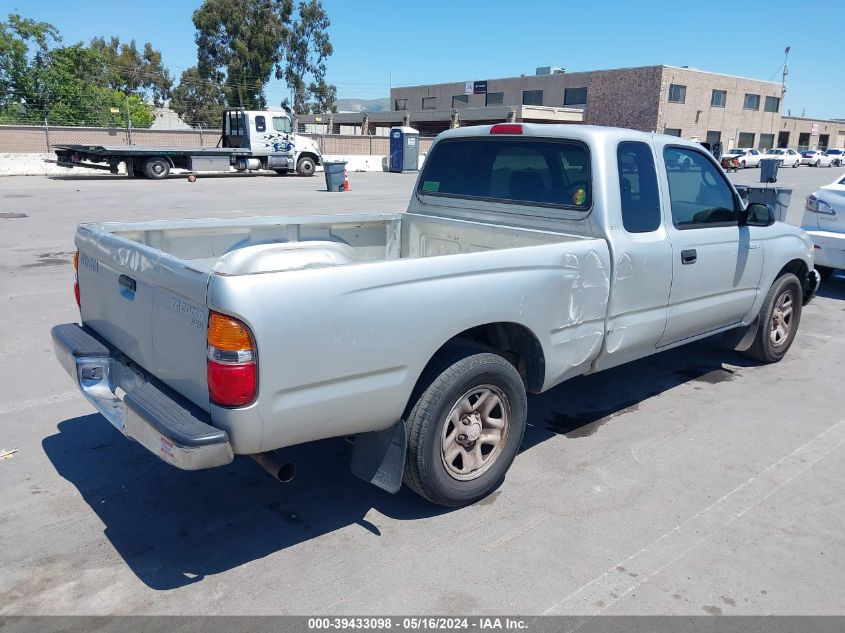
1 0 842 118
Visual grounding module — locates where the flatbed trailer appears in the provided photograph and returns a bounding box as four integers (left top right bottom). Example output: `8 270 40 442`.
49 108 323 180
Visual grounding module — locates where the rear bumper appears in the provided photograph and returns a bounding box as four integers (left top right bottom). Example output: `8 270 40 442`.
51 323 234 470
807 230 845 269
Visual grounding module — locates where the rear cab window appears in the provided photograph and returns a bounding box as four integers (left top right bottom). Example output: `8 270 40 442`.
418 137 591 210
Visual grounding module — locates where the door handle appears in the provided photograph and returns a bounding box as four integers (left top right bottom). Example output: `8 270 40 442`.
681 249 697 265
118 274 136 293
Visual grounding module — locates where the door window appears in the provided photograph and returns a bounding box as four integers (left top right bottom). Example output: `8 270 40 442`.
618 141 661 233
255 115 266 132
664 147 737 229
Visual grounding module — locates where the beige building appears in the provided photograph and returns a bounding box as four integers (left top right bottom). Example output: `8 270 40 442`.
299 65 844 150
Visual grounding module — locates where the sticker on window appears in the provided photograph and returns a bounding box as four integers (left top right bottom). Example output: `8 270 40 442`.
422 181 440 192
572 187 587 206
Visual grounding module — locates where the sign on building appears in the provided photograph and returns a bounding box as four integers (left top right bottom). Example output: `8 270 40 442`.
811 123 820 135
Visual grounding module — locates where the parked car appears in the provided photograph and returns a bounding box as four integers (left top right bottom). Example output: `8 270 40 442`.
801 150 833 167
802 173 845 280
824 148 845 167
52 124 820 507
722 147 763 168
765 148 801 168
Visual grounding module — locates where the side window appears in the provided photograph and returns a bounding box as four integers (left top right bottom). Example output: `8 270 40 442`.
664 147 737 228
272 117 291 133
255 115 266 132
617 141 661 233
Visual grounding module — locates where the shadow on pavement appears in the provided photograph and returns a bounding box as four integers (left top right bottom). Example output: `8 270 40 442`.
43 338 759 590
815 274 845 300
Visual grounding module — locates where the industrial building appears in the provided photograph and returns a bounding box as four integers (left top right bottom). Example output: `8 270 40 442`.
298 64 845 151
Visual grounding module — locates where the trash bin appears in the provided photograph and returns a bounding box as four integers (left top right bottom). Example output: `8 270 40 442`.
759 158 779 183
734 185 792 222
389 126 420 173
323 161 347 192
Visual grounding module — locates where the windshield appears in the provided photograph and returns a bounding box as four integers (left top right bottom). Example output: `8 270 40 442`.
767 149 784 154
826 149 843 155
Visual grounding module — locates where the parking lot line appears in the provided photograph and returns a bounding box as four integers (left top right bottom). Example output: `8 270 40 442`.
0 392 79 416
542 418 845 615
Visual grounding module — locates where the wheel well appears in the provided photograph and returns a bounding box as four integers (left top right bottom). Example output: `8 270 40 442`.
145 155 174 168
424 323 545 394
298 152 320 166
777 258 812 302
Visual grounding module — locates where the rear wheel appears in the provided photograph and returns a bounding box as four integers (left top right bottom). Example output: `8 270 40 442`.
296 156 316 177
403 351 527 507
744 273 802 363
814 159 821 167
739 160 746 169
143 157 170 180
793 159 799 168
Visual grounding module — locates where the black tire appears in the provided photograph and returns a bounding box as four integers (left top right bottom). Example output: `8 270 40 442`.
273 169 290 176
296 155 316 177
403 351 527 507
744 273 802 363
814 159 821 167
143 157 170 180
739 160 745 169
793 160 799 168
816 266 836 282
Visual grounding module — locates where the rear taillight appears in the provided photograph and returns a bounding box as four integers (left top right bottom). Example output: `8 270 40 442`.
73 250 80 308
207 311 257 407
806 194 834 215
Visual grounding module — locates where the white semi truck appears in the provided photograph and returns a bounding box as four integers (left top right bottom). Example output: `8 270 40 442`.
51 108 322 180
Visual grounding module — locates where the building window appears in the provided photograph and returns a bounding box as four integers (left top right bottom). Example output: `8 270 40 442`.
452 94 469 108
819 134 830 151
710 90 727 108
618 141 661 233
706 131 721 145
759 133 775 150
797 132 810 150
743 94 760 110
764 96 780 113
394 99 407 111
738 132 755 147
564 87 588 106
664 128 682 137
485 92 503 106
522 89 543 106
422 97 437 110
668 84 686 103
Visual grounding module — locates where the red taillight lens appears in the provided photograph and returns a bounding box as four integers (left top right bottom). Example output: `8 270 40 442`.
490 123 523 135
208 361 256 407
207 311 257 407
74 282 81 308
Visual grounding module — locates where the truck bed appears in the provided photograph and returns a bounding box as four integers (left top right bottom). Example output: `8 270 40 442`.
52 144 248 157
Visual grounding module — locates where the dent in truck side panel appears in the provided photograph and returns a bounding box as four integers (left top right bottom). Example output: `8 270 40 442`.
207 240 610 453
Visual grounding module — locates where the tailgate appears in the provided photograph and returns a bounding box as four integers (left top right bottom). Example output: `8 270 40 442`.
75 225 212 411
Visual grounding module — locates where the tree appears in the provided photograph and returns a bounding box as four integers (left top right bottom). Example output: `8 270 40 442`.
170 66 227 128
0 14 60 118
90 36 172 106
278 1 334 114
193 0 291 109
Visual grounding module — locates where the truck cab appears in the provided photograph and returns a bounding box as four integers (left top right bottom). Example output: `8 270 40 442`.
221 108 322 176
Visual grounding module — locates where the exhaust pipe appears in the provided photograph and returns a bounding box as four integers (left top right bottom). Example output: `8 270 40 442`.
250 452 296 483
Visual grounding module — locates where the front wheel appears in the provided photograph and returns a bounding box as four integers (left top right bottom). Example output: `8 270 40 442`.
739 160 746 169
793 160 799 168
744 273 802 363
814 159 821 167
403 351 527 507
296 156 316 177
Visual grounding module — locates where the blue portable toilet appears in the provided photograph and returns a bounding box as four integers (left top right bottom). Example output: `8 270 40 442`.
389 126 419 173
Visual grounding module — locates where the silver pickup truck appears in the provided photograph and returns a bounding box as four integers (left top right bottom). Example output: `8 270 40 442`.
53 123 820 507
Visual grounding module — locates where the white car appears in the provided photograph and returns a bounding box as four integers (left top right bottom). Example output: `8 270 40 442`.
802 173 845 280
722 147 764 168
801 150 833 167
824 148 845 167
765 148 801 168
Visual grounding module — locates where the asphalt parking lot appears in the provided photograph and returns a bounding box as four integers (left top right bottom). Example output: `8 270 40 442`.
1 166 844 616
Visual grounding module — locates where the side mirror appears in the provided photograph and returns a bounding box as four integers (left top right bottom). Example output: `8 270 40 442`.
744 202 773 227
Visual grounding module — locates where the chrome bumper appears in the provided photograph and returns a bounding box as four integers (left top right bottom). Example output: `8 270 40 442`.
51 323 234 470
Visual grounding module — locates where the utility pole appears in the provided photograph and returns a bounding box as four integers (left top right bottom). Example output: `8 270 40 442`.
781 46 790 101
125 94 133 145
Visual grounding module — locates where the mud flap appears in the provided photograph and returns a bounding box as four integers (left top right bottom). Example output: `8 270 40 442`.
722 317 759 352
350 420 407 494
